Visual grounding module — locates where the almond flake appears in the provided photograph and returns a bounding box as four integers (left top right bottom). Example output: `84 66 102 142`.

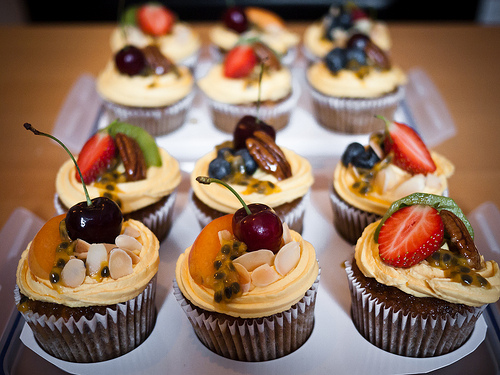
233 249 275 272
61 258 86 288
86 244 108 276
251 263 280 287
109 248 133 279
115 234 142 251
274 241 300 276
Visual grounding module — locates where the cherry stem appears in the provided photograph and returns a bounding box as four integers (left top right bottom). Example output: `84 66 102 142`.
23 123 93 207
196 176 251 215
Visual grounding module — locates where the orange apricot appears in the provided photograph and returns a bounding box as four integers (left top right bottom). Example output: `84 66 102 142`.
28 214 65 280
188 214 234 287
245 7 285 29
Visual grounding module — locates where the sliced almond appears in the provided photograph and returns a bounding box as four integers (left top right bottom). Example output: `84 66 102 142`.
74 251 88 260
86 244 108 276
274 241 300 276
374 164 404 194
233 262 253 293
233 249 275 272
124 225 141 238
282 222 292 244
109 248 133 280
119 247 141 264
103 243 116 253
251 263 280 287
425 174 443 191
115 234 142 252
218 229 233 245
393 174 426 199
74 239 90 254
61 258 86 288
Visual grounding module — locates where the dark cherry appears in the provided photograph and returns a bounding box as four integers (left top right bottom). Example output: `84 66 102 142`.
223 6 248 34
66 197 123 244
233 115 276 150
346 33 371 50
115 45 146 76
232 203 283 253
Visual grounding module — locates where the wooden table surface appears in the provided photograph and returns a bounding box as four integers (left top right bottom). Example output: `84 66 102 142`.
1 22 500 231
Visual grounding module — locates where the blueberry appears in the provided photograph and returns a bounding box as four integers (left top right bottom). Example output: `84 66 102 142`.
208 158 232 180
325 48 347 73
217 147 234 159
341 143 365 166
346 47 367 67
351 147 380 169
337 10 353 29
235 148 257 175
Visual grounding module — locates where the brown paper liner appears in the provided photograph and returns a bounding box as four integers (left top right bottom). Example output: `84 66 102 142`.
309 85 405 134
101 90 195 136
173 270 320 361
345 261 485 357
189 190 309 234
14 275 157 363
55 192 177 242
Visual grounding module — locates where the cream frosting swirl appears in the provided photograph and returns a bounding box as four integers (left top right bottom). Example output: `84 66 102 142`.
191 148 314 213
355 221 500 307
307 61 407 98
110 24 201 64
334 152 454 216
16 220 159 307
175 230 319 318
56 148 181 214
209 25 299 55
303 21 391 59
197 64 292 104
96 61 193 107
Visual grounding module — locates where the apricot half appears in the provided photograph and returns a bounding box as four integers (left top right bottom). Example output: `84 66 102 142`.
188 214 233 287
28 214 65 280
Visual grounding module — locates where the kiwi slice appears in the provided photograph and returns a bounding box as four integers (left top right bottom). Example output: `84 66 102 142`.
105 121 162 167
374 193 474 242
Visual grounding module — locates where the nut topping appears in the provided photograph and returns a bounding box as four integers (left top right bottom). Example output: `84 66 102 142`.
141 45 176 76
245 130 292 181
252 41 281 71
115 133 147 181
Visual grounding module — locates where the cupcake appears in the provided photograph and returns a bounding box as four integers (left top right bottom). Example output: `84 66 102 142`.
175 179 320 361
55 121 181 241
96 42 195 136
109 3 201 70
331 117 454 244
346 192 500 357
209 6 300 66
17 124 160 363
306 33 406 134
198 42 299 133
303 3 391 64
190 116 314 233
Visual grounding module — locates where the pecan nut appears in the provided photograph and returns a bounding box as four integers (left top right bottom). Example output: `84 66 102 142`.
115 133 147 181
440 209 482 269
246 130 292 181
142 45 175 76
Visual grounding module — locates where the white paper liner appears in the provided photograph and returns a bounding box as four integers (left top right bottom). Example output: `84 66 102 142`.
55 191 177 242
189 189 309 234
301 45 322 65
204 78 301 133
173 269 320 361
179 49 201 72
14 275 157 363
308 84 405 134
101 90 195 136
345 261 486 357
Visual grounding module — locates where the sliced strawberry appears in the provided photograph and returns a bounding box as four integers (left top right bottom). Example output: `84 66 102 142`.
377 204 444 268
351 8 368 21
382 118 436 175
223 45 257 78
137 4 175 36
75 132 116 184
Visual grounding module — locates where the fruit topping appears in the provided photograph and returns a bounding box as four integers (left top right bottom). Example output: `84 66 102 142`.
245 7 285 30
378 115 436 175
341 142 380 169
377 204 444 268
223 44 258 78
115 132 147 181
115 45 146 76
75 131 117 184
223 6 248 33
196 177 284 253
233 115 276 150
322 4 369 41
137 3 175 36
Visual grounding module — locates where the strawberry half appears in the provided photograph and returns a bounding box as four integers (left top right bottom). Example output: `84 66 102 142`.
137 4 175 36
381 117 436 175
75 132 116 184
378 204 444 268
223 45 257 78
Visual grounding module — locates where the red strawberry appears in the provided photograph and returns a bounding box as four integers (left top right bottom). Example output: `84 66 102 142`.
137 4 175 36
381 117 436 175
378 205 444 268
223 45 257 78
75 132 116 184
351 8 368 21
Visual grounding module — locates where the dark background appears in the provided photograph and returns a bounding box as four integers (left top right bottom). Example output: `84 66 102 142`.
23 0 482 23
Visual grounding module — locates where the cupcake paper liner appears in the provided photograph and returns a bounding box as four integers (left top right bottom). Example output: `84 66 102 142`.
55 191 177 242
173 270 320 361
101 90 195 136
309 85 405 134
204 79 301 133
14 275 157 363
345 262 485 357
